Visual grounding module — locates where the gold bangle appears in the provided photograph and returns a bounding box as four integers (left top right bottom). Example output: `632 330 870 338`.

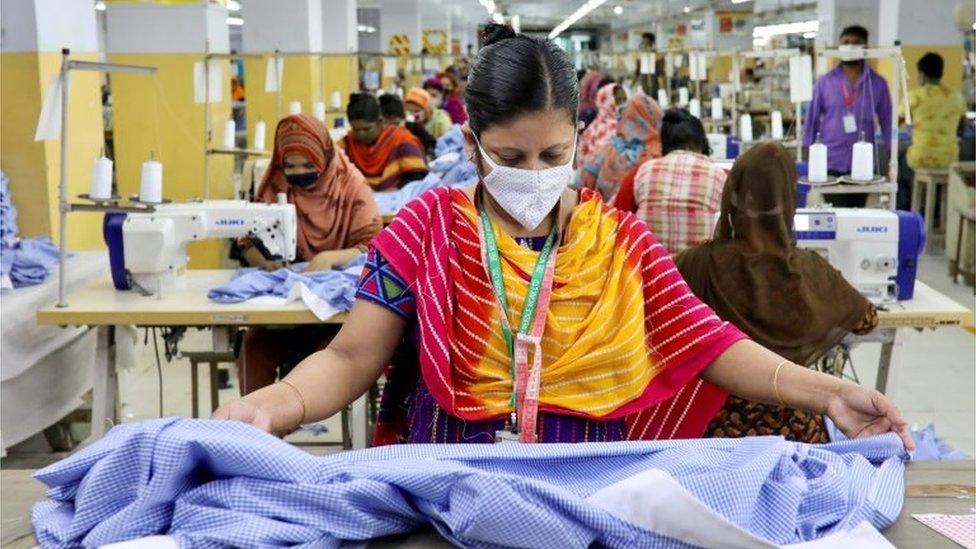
772 360 790 407
279 379 307 428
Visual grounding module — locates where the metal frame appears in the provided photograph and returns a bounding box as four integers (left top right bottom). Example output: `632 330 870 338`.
736 48 804 157
816 47 910 191
55 49 158 308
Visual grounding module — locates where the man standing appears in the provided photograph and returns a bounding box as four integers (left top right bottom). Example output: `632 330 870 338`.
803 25 893 207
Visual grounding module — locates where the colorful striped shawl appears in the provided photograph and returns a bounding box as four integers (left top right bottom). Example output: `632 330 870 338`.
372 187 746 438
344 125 428 192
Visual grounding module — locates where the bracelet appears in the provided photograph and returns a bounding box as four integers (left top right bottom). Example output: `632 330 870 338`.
772 360 790 407
278 379 307 428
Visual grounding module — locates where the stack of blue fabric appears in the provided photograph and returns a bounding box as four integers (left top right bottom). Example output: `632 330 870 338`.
31 417 908 548
0 171 62 290
374 125 478 215
207 255 365 308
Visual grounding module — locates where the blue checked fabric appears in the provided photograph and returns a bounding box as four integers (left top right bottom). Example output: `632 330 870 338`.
32 418 907 548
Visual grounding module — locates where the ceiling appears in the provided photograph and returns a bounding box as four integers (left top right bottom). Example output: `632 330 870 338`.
429 0 750 31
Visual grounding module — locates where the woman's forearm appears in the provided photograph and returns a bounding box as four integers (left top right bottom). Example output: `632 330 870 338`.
701 339 844 414
240 346 383 433
326 247 363 267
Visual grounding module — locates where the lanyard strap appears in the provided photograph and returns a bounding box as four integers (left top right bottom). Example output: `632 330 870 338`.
841 78 857 109
478 205 557 434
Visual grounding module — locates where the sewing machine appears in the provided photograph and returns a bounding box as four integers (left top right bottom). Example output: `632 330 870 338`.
104 199 297 296
794 208 925 303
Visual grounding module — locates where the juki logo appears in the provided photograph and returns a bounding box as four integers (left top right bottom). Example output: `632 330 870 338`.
216 218 246 226
856 226 888 234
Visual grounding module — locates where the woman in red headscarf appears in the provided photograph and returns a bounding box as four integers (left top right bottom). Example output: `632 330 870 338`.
237 114 383 395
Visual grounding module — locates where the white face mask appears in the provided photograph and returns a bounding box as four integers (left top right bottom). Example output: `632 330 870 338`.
474 132 576 231
837 44 865 62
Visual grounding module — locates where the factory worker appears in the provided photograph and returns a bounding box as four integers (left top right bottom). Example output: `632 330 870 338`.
236 114 382 395
343 93 428 192
675 141 878 443
216 24 913 451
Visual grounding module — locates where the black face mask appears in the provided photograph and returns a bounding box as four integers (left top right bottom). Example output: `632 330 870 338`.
285 171 319 188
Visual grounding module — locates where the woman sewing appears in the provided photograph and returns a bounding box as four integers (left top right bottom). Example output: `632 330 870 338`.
216 25 912 451
674 141 879 443
343 93 429 192
237 114 382 395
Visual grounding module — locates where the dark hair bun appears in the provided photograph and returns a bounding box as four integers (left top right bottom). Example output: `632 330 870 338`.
482 23 517 46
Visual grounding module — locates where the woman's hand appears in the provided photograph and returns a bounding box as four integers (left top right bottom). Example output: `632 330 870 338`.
212 383 304 437
212 398 275 432
825 382 914 450
306 250 340 272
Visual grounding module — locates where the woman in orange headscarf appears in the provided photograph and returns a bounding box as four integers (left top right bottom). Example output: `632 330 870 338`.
237 114 383 395
343 93 429 192
404 87 453 139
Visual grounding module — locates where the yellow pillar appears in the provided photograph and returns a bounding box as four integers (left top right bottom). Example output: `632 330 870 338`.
0 1 105 250
105 2 233 268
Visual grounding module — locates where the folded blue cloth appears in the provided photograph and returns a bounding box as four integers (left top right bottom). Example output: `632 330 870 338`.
434 124 464 157
429 151 462 174
32 417 907 548
373 172 444 215
207 256 364 308
0 170 19 249
0 236 61 288
442 158 478 187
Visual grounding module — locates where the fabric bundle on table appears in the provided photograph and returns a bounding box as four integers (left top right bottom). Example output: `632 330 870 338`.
374 124 477 215
32 417 907 548
207 255 364 320
0 171 62 290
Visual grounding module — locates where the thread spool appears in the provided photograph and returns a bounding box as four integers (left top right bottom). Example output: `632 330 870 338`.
739 113 753 142
657 88 669 109
253 119 266 151
678 87 689 106
289 101 301 115
851 140 874 181
710 97 723 120
139 157 163 203
331 91 342 109
222 119 236 149
771 110 784 139
808 142 828 183
89 155 113 200
689 98 701 119
313 101 326 122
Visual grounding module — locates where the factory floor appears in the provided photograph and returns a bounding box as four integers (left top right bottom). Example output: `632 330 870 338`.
4 250 975 464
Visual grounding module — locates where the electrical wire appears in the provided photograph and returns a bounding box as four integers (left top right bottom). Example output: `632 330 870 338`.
151 327 164 418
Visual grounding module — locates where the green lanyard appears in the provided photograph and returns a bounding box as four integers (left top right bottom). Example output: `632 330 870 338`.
478 206 557 410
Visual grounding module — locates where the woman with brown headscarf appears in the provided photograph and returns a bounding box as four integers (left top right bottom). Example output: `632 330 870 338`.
676 141 877 443
238 114 383 395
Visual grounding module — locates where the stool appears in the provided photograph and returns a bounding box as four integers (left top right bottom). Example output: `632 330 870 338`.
183 351 235 417
951 207 976 289
912 168 950 251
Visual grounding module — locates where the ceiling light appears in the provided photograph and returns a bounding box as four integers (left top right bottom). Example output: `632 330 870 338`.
752 20 818 40
613 5 623 15
730 0 752 3
549 0 609 39
227 16 243 26
683 6 691 13
357 24 377 33
802 31 816 39
95 1 105 10
226 0 241 11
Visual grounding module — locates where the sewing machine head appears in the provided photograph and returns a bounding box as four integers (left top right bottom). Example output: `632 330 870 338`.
104 200 297 296
794 208 924 303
